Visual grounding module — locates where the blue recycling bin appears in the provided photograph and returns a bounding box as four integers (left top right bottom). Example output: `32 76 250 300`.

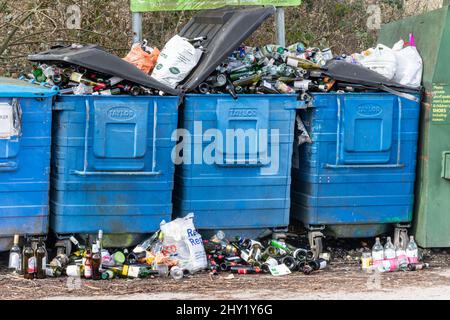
0 78 56 251
174 94 303 237
291 93 420 239
50 95 179 241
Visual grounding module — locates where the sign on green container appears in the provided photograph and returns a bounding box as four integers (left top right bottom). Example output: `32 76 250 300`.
130 0 302 12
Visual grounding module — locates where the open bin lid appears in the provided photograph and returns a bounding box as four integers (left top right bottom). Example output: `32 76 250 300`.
0 77 58 98
28 45 179 96
323 60 421 94
179 6 276 92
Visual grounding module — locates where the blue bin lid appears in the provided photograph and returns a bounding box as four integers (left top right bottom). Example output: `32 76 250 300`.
0 77 58 98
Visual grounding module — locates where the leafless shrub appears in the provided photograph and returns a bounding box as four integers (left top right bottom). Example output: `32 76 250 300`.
0 0 441 76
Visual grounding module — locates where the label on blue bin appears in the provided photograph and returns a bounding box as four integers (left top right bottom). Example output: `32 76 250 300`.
0 103 14 139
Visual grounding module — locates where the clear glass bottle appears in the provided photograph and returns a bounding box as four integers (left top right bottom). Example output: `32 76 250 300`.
406 235 419 264
384 237 396 260
8 235 21 273
371 237 384 266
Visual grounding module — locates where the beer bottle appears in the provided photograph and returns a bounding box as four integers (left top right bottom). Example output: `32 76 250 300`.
51 253 70 269
8 235 22 273
220 261 238 271
205 74 227 88
103 266 124 278
70 72 106 90
117 84 141 96
127 251 147 265
230 265 261 274
198 83 211 94
84 249 93 279
101 269 116 280
232 73 262 87
269 239 293 256
302 258 327 275
202 240 223 253
408 263 430 271
122 265 159 279
23 240 35 280
133 232 159 254
32 65 47 83
281 256 298 271
35 240 47 279
286 56 321 69
91 245 102 280
46 265 63 278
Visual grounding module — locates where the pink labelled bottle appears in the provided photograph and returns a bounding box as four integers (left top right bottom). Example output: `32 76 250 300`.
406 236 419 264
371 237 384 268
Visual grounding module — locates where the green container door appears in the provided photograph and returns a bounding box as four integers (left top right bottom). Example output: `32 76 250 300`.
379 6 450 248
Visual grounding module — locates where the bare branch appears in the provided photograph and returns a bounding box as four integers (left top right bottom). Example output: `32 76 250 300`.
0 3 43 56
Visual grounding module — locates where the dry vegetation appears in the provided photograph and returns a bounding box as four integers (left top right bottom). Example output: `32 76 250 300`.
0 0 441 76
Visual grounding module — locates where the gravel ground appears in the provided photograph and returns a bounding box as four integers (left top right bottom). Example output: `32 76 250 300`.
1 250 449 300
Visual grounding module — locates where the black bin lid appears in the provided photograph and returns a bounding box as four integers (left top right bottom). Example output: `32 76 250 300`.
323 60 421 94
28 45 179 96
179 6 276 92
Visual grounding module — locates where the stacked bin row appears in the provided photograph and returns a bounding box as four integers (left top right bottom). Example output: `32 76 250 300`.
0 6 426 252
0 78 422 251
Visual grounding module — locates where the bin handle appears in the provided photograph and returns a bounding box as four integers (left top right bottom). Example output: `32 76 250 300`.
71 100 162 177
325 96 405 169
0 161 18 171
216 160 266 167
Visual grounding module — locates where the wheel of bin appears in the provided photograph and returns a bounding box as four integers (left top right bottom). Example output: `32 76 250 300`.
397 229 409 250
308 233 323 260
55 239 72 256
313 237 323 260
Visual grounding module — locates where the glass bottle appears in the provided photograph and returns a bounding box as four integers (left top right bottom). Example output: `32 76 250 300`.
8 235 21 273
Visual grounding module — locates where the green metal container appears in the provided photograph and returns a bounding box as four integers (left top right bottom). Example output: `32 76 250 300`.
379 5 450 248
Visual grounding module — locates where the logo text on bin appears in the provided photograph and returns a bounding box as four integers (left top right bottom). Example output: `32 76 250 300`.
108 107 136 121
229 108 257 117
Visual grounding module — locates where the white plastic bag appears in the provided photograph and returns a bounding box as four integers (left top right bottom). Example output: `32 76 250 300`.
359 44 397 80
151 35 203 89
392 40 423 88
160 213 207 273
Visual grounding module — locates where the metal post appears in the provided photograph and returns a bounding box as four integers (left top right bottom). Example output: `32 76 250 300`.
275 7 286 47
132 12 143 43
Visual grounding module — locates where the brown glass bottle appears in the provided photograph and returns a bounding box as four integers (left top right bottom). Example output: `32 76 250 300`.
92 244 102 280
35 240 47 279
22 240 35 280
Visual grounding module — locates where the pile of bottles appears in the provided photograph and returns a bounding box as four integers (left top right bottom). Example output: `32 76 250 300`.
22 40 380 98
20 63 161 96
204 231 327 276
7 230 189 281
360 235 429 273
194 43 360 98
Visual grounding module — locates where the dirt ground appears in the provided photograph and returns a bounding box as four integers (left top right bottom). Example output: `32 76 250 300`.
1 250 449 300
